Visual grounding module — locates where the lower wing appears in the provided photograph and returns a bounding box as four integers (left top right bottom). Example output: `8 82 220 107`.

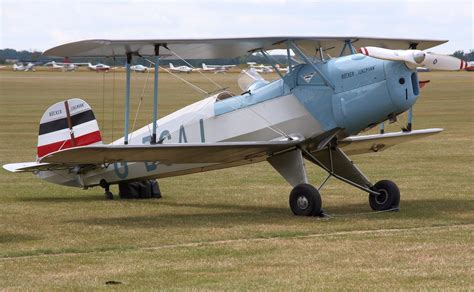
3 128 442 172
339 128 443 155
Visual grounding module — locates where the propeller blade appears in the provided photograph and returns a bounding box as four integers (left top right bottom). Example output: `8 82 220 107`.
422 53 468 71
359 47 467 71
358 47 426 64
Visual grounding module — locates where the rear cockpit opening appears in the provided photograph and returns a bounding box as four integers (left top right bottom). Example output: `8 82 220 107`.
215 91 235 101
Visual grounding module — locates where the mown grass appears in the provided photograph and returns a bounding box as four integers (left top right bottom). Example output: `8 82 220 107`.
0 70 472 289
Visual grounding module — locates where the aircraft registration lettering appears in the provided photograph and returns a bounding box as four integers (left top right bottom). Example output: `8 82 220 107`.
179 125 188 143
114 162 128 179
144 161 158 171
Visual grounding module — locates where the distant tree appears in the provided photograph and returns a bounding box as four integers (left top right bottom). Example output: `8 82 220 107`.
466 50 474 62
452 50 466 60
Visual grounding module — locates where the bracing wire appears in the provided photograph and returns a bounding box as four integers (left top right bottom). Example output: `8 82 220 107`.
144 58 209 95
129 61 153 143
168 49 224 90
144 57 290 139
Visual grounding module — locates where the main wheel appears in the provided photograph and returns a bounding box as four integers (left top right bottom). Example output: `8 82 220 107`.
289 183 322 216
105 191 114 200
369 180 400 211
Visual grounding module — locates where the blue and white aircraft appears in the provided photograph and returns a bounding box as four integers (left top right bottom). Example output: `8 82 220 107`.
3 36 467 216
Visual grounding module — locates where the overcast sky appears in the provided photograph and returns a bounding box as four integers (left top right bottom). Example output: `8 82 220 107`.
0 0 472 53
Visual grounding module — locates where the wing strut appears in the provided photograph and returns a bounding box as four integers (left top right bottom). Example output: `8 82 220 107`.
152 44 160 144
288 41 335 90
124 52 132 144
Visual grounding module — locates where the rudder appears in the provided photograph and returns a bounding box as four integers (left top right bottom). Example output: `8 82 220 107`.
37 98 102 160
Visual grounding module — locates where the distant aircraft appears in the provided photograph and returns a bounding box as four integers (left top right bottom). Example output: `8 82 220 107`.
200 63 236 73
44 61 77 72
130 64 151 73
169 63 193 73
275 64 289 73
249 63 274 73
88 63 111 72
465 61 474 71
12 62 37 71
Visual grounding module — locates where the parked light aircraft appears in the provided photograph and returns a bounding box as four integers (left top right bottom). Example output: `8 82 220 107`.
130 64 151 72
88 62 111 72
44 61 78 71
249 63 274 73
12 62 37 71
3 36 467 216
201 63 236 73
466 61 474 71
169 62 193 73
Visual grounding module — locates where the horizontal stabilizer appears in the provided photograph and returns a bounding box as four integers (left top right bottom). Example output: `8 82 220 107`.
3 162 53 173
39 140 299 165
340 128 443 155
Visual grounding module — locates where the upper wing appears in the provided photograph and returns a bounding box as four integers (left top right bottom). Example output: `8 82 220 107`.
43 36 447 59
339 128 443 156
39 140 299 165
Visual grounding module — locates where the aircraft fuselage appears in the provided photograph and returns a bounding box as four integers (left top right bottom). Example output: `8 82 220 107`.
38 54 419 188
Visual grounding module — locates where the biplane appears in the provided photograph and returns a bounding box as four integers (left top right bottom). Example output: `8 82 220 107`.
3 36 467 216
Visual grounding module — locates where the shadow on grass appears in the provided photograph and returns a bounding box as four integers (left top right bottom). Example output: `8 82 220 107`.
66 198 472 229
0 233 39 243
17 194 104 203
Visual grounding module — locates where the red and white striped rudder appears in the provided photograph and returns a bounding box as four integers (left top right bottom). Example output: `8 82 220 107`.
37 98 102 160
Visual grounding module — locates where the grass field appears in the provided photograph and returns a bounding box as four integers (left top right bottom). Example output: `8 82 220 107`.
0 70 473 290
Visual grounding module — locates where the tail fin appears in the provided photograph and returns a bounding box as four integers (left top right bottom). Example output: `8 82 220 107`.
169 63 174 68
37 98 102 160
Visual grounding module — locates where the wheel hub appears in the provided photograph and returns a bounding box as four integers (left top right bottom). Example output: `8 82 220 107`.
375 189 388 205
296 195 309 210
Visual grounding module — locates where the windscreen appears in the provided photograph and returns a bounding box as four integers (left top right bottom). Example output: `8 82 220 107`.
238 68 266 92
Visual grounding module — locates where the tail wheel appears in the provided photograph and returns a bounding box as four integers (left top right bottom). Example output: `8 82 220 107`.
369 180 400 211
289 183 322 216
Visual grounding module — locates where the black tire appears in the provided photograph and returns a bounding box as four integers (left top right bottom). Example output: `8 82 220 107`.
105 191 114 200
369 180 400 211
289 183 322 216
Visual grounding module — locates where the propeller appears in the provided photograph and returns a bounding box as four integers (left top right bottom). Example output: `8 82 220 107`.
358 47 467 71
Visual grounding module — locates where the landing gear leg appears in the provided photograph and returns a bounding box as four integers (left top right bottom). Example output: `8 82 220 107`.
100 179 113 200
301 144 401 212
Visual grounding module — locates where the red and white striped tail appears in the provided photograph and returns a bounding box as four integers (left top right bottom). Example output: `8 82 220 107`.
37 98 102 160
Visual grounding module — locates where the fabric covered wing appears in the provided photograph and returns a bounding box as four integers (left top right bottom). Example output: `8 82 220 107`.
339 128 443 155
39 141 299 165
43 36 446 59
